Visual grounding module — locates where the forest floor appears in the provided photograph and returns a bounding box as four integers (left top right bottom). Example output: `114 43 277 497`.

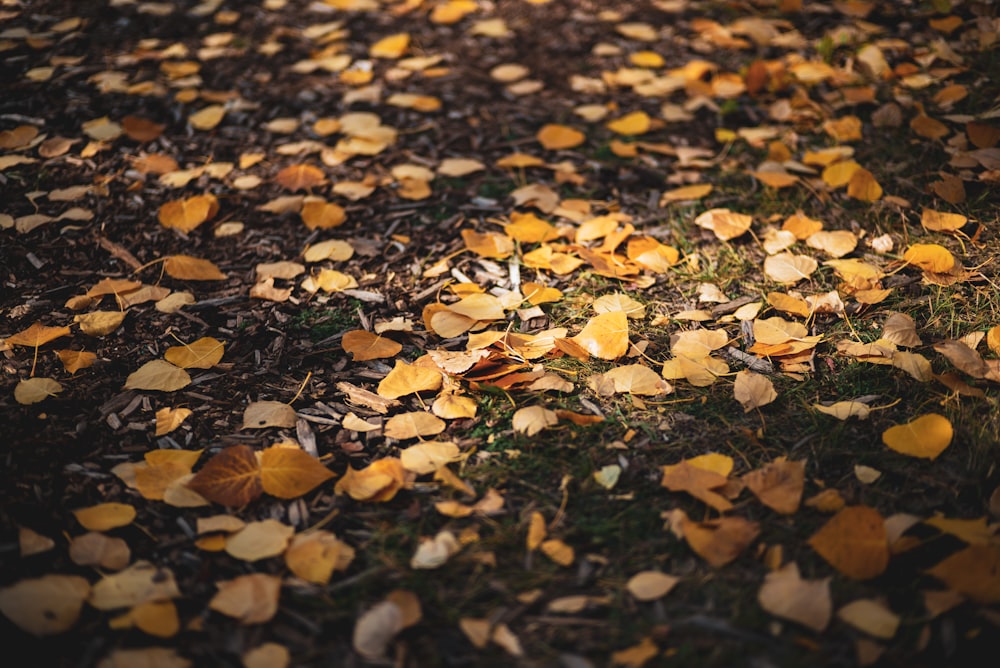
1 1 999 666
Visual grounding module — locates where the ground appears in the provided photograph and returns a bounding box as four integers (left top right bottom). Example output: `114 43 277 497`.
1 0 999 666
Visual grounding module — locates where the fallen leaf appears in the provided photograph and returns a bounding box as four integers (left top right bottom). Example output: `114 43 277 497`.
512 405 559 437
681 515 760 567
742 458 805 514
757 562 832 632
837 599 900 639
808 506 889 580
882 414 952 460
163 254 226 280
733 370 777 412
540 539 575 566
0 575 90 635
72 503 136 531
209 574 281 624
164 337 224 369
537 123 585 150
186 445 263 507
342 330 402 361
243 643 290 668
259 444 334 498
14 377 63 405
926 545 1000 603
89 561 180 610
225 519 295 562
694 208 752 241
377 360 442 399
626 571 680 601
411 530 461 569
242 401 297 429
572 311 629 359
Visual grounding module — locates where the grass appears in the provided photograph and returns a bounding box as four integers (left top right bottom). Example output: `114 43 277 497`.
290 302 361 341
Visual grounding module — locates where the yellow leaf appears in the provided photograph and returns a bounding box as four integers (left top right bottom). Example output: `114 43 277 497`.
540 539 574 566
821 159 861 188
882 413 952 460
189 104 226 130
808 506 889 580
377 360 442 399
0 575 90 635
164 336 224 369
694 208 752 241
259 445 335 498
536 123 585 150
659 183 712 205
110 600 180 638
209 573 281 624
921 208 967 232
5 322 71 348
806 230 857 258
384 412 446 440
73 310 125 337
284 531 355 585
813 400 871 420
335 458 408 502
342 330 402 361
400 441 462 474
370 33 409 59
661 460 732 512
847 167 883 201
757 563 831 632
163 254 226 280
461 229 514 259
225 519 294 561
606 111 651 135
572 311 629 359
14 377 63 405
300 199 346 229
610 637 659 668
903 244 955 273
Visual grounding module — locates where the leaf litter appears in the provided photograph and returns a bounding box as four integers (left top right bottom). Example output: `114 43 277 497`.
1 1 999 666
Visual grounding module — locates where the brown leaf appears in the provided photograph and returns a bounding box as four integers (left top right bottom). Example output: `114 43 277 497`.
186 445 263 506
681 515 760 567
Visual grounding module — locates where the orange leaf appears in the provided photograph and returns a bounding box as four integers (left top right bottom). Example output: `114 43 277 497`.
56 349 97 374
158 194 218 233
681 515 760 567
461 229 514 259
259 445 335 499
275 164 326 191
742 458 805 514
121 115 165 143
536 124 585 150
187 445 263 506
342 330 402 361
926 545 1000 603
300 199 346 229
661 461 732 512
606 111 651 136
808 506 889 579
335 458 408 502
5 322 71 348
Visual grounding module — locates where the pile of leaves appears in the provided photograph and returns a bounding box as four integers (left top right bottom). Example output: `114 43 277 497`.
1 0 999 666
